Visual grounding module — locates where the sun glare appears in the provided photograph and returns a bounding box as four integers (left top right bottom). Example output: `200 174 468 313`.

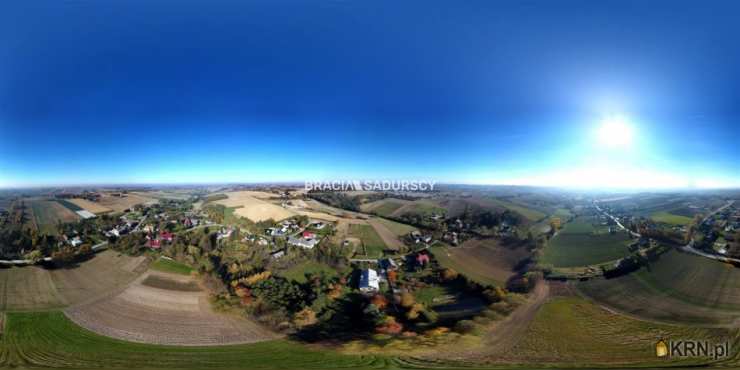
596 116 634 148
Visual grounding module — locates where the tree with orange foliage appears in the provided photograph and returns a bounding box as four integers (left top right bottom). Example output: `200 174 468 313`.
370 294 388 309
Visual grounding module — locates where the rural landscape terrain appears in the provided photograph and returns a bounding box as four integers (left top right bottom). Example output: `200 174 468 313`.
2 185 740 369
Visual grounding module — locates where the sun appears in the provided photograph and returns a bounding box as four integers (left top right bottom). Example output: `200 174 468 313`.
596 116 634 148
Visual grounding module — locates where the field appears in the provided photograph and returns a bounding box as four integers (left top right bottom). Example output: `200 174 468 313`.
392 200 446 217
67 198 113 214
348 224 387 258
0 251 147 311
280 260 337 283
542 217 632 267
487 198 546 222
430 239 529 286
215 191 295 222
360 198 410 217
577 249 740 325
0 311 384 369
28 200 80 235
373 217 418 236
367 218 408 250
66 271 276 345
150 257 194 275
500 297 731 366
650 211 693 225
97 193 156 213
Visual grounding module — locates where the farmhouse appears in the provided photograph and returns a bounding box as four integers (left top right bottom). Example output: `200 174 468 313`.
288 236 319 249
359 268 380 292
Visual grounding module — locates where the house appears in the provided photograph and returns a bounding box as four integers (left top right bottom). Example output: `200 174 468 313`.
217 227 233 240
378 258 398 271
416 252 430 267
106 228 120 238
69 236 83 247
160 231 174 242
359 269 380 292
310 221 326 230
302 231 316 239
147 238 161 249
270 249 285 259
288 236 319 249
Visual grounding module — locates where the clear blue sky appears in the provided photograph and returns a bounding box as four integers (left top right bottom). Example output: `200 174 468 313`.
1 0 739 188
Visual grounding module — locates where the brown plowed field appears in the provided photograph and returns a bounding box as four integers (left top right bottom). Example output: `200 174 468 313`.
65 271 277 346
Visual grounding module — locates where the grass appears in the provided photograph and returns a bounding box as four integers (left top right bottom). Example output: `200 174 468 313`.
505 297 730 366
413 285 449 306
348 224 387 258
150 257 194 275
650 211 693 226
28 200 78 235
429 245 502 286
0 311 391 369
371 200 406 217
280 260 337 283
487 198 546 222
375 217 418 236
542 217 631 267
56 199 83 212
577 249 740 325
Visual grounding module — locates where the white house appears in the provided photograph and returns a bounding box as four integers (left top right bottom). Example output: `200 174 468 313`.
359 268 379 292
288 236 319 249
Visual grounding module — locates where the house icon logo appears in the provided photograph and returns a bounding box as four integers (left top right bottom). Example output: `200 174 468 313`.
656 339 668 357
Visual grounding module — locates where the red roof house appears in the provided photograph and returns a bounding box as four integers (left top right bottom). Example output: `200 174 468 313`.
302 231 316 239
148 239 161 249
416 253 430 266
160 231 174 242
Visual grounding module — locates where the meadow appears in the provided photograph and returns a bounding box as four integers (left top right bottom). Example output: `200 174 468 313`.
486 198 546 222
542 217 632 267
280 260 337 283
650 211 693 225
348 224 387 258
577 249 740 325
501 297 732 366
430 239 528 286
150 257 194 275
0 311 389 369
28 200 79 235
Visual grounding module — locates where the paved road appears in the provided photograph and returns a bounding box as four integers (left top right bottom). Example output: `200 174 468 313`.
594 203 641 238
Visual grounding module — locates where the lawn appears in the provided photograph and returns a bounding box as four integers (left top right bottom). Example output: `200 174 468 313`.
150 257 194 275
348 224 387 258
0 311 388 369
280 260 337 283
650 211 693 226
542 217 631 268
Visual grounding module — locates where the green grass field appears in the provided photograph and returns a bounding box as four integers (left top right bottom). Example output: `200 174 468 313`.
28 200 79 235
0 311 391 369
505 297 731 366
372 201 406 217
280 260 337 283
542 217 631 267
349 224 387 258
577 249 740 325
56 199 83 212
650 211 693 225
375 217 418 236
487 199 546 222
150 257 194 275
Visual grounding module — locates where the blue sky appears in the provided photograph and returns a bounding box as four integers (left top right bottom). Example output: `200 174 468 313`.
1 0 739 188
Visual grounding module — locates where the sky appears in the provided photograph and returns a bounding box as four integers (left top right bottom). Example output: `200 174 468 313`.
1 0 739 189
